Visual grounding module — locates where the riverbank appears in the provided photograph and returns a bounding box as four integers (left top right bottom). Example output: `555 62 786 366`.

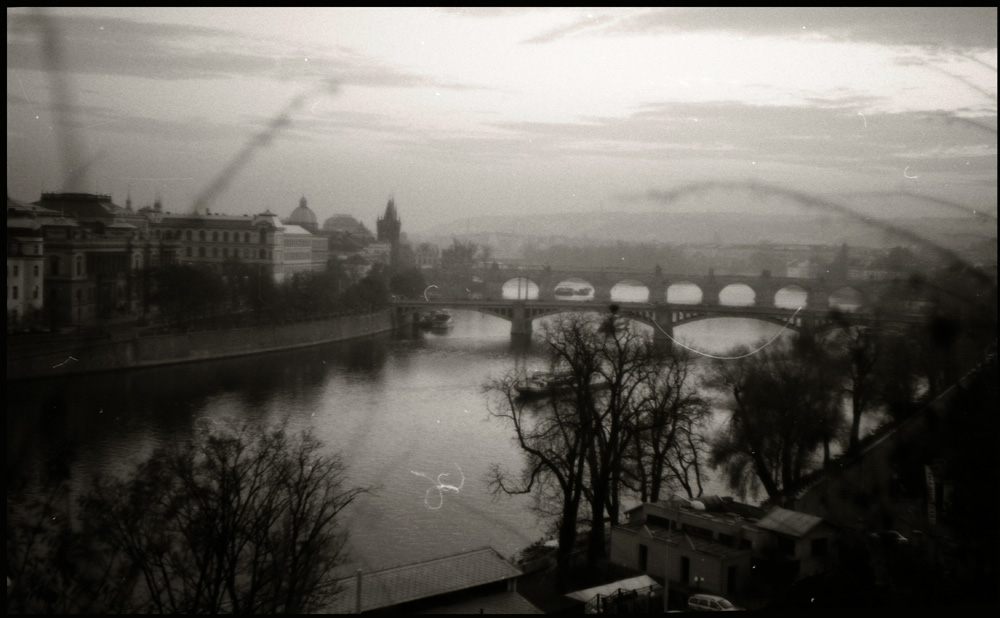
6 309 398 381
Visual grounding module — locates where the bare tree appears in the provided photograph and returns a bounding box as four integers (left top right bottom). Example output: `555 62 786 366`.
7 421 368 614
486 373 589 592
705 339 839 504
488 312 708 579
626 344 710 502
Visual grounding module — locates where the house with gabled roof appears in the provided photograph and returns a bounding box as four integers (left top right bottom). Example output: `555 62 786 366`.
755 507 838 580
611 495 837 607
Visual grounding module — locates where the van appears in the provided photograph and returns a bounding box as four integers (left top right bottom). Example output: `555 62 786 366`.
687 594 742 611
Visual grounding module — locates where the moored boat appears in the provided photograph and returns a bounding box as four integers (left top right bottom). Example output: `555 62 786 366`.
515 370 607 399
429 310 453 330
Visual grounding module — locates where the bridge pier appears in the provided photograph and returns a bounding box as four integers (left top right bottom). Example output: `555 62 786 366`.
651 306 675 348
510 302 533 338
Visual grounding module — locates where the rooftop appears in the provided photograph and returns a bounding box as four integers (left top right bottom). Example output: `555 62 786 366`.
615 522 751 560
755 507 826 538
419 590 543 614
328 546 522 613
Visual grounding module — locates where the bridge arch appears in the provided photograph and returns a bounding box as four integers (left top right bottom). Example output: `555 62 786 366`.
552 277 594 301
501 277 539 300
666 282 703 304
718 283 756 307
610 279 650 303
828 286 863 312
774 284 808 310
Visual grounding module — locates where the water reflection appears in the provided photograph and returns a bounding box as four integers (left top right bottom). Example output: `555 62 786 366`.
8 310 800 573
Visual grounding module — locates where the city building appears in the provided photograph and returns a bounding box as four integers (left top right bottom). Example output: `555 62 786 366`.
7 197 46 328
25 192 180 328
145 207 285 280
415 242 441 270
611 495 836 603
281 198 329 275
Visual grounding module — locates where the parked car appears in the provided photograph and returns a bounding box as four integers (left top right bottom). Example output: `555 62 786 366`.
687 594 743 611
870 530 909 545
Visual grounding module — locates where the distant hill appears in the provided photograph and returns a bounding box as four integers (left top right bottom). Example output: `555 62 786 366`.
412 211 995 258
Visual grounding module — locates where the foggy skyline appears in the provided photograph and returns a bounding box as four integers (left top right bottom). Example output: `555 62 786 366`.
7 7 997 232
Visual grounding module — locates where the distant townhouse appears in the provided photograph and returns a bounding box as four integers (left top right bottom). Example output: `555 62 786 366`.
415 242 441 270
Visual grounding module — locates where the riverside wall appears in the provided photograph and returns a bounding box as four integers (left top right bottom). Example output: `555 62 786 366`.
7 310 397 381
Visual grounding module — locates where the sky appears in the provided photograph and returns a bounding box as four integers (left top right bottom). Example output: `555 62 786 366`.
6 7 998 232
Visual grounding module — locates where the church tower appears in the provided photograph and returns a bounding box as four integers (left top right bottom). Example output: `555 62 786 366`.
376 196 402 273
376 196 401 245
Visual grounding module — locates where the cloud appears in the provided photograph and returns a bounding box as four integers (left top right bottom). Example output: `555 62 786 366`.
522 13 617 45
535 8 997 50
6 12 481 91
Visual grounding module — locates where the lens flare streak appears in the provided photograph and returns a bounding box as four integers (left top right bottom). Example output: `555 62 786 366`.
410 464 465 510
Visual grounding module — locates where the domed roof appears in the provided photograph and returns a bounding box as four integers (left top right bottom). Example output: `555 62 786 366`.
322 214 371 235
287 196 317 227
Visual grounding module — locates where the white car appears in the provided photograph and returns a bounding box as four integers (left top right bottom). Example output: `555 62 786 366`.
687 594 743 611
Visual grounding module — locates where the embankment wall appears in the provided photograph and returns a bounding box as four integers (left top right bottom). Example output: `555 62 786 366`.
7 310 396 380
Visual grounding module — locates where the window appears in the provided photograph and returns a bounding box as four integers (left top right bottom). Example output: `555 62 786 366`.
680 556 690 585
639 544 648 571
213 247 218 258
76 257 83 276
224 231 229 242
33 265 39 277
260 249 266 259
12 286 18 300
33 286 39 300
199 231 206 241
186 247 192 257
199 247 206 257
187 230 193 241
727 566 737 594
213 231 218 242
13 265 19 276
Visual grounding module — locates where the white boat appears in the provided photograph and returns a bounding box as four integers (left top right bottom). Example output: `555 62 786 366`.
515 370 608 399
429 310 453 330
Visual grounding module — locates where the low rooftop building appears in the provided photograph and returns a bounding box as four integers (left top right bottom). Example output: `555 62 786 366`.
328 546 540 614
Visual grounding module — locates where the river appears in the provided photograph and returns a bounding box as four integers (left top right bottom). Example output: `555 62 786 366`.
9 284 866 575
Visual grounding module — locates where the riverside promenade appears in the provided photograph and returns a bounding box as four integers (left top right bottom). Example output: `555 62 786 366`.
7 310 396 381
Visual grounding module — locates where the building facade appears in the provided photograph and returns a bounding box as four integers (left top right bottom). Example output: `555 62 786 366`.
611 496 836 603
19 193 181 328
146 208 285 280
6 211 45 327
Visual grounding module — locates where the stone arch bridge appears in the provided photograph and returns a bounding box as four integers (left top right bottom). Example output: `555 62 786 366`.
395 266 924 344
479 266 893 309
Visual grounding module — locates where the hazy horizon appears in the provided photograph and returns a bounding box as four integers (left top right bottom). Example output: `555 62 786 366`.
7 8 997 230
